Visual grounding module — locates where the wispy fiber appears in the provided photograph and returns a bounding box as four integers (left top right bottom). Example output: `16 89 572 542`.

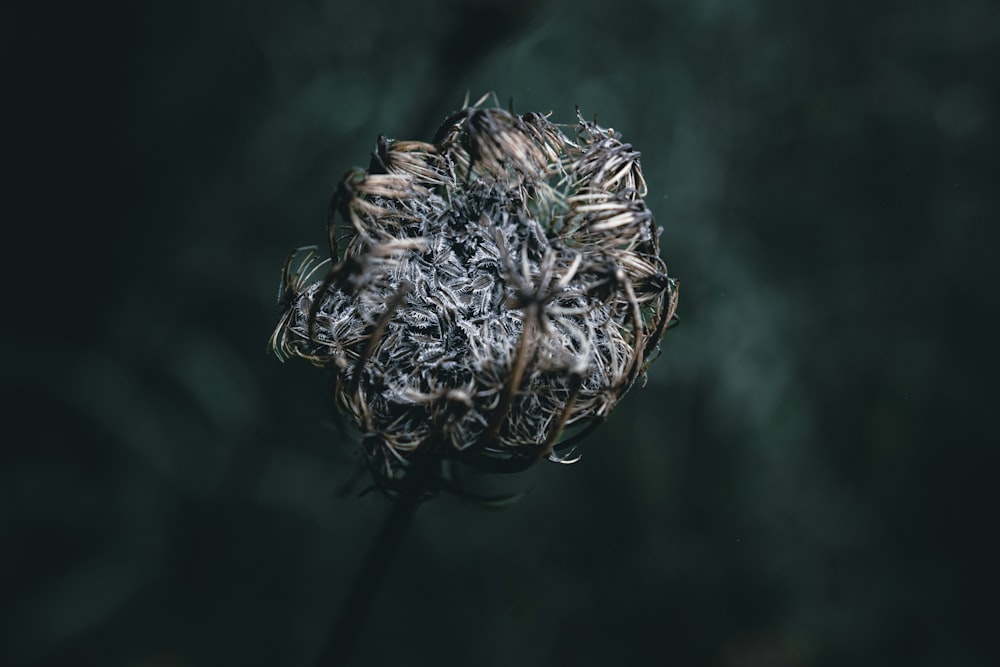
271 97 679 490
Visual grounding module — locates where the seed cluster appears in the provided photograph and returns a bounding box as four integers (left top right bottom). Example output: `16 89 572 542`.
270 102 678 485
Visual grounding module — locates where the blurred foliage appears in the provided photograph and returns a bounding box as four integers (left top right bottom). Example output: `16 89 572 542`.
3 0 998 665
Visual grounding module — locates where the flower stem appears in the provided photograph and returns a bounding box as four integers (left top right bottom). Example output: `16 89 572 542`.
315 465 430 666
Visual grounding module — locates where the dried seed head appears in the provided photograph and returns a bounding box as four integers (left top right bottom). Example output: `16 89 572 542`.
270 99 679 488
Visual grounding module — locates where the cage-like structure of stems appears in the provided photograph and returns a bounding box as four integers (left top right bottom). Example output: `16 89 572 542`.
270 100 678 489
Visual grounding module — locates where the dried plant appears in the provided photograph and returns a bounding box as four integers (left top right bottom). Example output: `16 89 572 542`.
270 97 678 493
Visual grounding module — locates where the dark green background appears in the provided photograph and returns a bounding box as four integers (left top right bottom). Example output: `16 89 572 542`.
4 0 997 665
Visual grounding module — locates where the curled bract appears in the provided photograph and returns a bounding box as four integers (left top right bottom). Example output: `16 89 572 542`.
270 99 678 487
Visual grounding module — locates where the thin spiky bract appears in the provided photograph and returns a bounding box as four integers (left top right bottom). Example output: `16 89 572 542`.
270 101 678 486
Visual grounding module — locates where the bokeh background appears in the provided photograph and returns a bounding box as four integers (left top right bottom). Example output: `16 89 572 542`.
4 0 998 665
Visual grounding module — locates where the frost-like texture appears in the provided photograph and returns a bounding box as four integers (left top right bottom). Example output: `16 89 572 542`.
271 102 678 483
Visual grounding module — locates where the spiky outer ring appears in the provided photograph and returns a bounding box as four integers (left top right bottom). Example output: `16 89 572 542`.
271 103 678 484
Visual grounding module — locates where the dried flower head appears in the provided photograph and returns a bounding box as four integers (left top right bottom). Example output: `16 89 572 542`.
270 98 678 489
